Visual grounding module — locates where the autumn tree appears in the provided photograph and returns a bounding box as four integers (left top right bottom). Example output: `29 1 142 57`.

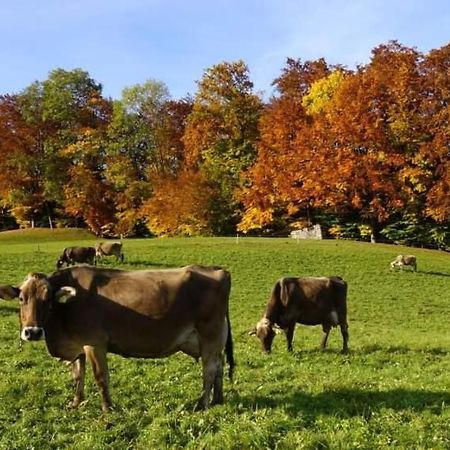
181 60 262 234
0 69 112 230
105 81 192 235
416 43 450 223
0 95 40 226
312 42 422 235
240 44 426 238
238 58 330 232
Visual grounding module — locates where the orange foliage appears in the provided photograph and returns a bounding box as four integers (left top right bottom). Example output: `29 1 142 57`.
63 165 117 235
140 170 213 236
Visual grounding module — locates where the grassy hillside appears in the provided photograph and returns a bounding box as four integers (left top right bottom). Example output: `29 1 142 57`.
0 236 450 449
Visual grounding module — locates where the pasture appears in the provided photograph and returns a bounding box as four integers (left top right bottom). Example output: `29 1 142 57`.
0 230 450 449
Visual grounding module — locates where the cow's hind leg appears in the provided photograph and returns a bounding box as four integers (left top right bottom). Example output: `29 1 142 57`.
320 324 332 349
84 345 112 412
70 354 86 408
340 322 349 353
212 355 224 405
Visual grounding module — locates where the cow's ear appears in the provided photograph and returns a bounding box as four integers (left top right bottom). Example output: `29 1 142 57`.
54 286 77 304
0 285 20 300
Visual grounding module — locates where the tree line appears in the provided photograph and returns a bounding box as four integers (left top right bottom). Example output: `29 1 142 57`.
1 41 450 247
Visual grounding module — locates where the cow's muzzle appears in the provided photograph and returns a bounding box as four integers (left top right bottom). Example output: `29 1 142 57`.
21 327 45 341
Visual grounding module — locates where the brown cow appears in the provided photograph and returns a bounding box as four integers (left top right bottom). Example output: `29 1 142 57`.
250 276 349 354
56 246 96 269
95 242 124 263
0 265 234 411
390 254 417 272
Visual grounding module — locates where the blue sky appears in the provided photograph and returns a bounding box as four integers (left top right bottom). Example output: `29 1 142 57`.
2 0 450 100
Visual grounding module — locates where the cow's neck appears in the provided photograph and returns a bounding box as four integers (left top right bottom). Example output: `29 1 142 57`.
264 306 279 325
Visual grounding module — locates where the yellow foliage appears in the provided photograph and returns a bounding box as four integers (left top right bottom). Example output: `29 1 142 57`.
302 71 346 116
237 207 273 233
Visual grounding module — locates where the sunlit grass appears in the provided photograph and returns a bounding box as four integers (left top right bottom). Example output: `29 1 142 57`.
1 232 450 448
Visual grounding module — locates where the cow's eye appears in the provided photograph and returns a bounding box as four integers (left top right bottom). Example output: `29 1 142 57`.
19 296 26 304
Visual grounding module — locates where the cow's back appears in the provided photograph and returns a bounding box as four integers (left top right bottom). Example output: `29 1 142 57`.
279 277 345 326
47 265 229 359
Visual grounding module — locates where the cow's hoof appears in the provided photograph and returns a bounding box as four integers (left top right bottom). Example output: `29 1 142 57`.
194 399 208 411
101 403 113 413
211 396 224 406
68 398 85 409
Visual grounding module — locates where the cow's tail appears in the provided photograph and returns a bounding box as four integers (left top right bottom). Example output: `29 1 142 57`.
225 309 235 382
331 277 348 321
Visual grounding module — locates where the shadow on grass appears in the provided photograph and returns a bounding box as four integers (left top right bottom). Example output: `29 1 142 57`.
289 345 450 357
108 259 175 269
351 344 450 356
420 270 450 278
239 388 450 418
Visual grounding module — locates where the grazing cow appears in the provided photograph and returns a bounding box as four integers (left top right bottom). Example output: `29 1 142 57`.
390 254 417 272
95 242 124 263
56 246 96 269
250 276 349 354
0 265 234 411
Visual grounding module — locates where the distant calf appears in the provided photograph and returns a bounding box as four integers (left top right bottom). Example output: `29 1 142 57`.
250 276 349 354
390 255 417 272
56 247 96 269
95 242 124 262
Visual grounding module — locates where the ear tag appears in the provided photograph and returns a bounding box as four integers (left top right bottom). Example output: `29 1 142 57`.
56 286 77 303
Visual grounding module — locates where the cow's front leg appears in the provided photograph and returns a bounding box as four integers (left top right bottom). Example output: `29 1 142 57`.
320 324 331 349
70 354 86 408
284 324 295 352
84 345 112 412
196 350 222 410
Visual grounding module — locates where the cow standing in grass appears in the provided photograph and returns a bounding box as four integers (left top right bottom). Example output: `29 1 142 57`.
0 265 234 411
56 247 96 269
250 276 349 354
390 255 417 272
95 242 124 263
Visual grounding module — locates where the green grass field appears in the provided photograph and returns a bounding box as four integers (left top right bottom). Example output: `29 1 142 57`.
1 230 450 449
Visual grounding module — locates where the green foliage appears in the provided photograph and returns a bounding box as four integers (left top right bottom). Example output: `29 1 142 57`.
183 61 263 234
380 215 450 249
1 235 450 448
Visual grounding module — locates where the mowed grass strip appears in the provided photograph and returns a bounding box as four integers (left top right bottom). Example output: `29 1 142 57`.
1 231 450 449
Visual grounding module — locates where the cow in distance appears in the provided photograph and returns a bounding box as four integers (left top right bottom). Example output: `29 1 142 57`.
390 254 417 272
56 246 96 269
0 265 234 412
95 242 124 263
250 276 349 354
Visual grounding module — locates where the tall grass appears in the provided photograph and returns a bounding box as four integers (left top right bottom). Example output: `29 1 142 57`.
1 231 450 449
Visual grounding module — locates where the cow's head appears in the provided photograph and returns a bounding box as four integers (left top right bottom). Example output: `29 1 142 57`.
249 317 276 353
0 273 76 341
